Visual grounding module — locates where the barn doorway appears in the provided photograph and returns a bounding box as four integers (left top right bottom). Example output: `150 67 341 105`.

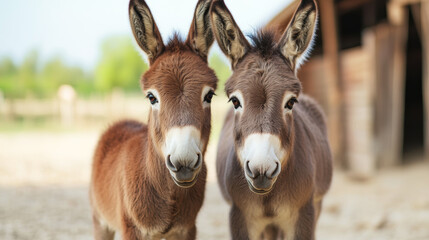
402 6 424 161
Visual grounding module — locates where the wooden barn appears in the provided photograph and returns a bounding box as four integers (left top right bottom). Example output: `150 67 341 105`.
266 0 429 177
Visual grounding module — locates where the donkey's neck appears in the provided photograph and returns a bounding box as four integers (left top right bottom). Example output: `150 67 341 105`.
144 127 175 191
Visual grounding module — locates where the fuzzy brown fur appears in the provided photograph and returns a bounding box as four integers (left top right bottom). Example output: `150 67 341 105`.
89 0 217 239
212 0 332 239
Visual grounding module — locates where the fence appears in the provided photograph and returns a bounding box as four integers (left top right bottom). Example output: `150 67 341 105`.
0 88 150 127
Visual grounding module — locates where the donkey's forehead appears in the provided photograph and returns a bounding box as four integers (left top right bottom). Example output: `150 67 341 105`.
225 54 301 97
142 51 217 92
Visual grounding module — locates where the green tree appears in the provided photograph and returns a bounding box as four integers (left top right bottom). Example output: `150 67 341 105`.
0 57 20 98
19 51 39 96
0 57 17 74
208 53 231 95
0 36 232 99
0 51 40 98
39 57 91 98
95 36 148 93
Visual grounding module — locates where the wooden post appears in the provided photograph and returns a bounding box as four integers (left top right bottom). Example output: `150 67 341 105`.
371 23 402 167
421 2 429 159
57 85 76 126
386 1 409 164
345 29 377 179
318 0 345 167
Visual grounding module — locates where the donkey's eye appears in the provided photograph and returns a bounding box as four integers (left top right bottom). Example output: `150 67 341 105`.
204 90 215 103
285 97 298 110
229 97 241 109
146 93 158 105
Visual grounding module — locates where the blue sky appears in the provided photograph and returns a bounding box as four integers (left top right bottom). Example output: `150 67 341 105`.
0 0 292 69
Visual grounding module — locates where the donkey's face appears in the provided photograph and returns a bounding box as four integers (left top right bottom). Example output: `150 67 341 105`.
225 54 301 194
142 52 217 188
129 0 216 188
211 0 317 194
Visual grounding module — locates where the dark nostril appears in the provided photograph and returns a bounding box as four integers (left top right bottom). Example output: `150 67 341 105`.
267 162 280 179
245 161 255 179
167 155 178 172
193 153 201 169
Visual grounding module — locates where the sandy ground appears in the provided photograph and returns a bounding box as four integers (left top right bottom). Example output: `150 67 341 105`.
0 131 429 240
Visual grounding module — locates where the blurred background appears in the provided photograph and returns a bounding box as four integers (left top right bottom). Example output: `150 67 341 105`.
0 0 428 239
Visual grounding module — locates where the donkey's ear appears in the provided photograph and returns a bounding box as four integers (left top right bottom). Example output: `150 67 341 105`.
277 0 318 72
129 0 165 64
210 0 250 68
186 0 214 61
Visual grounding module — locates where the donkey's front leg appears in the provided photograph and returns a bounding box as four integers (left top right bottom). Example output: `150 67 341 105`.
165 224 197 240
184 225 197 240
230 205 250 240
92 214 115 240
291 199 316 240
168 225 196 240
121 215 144 240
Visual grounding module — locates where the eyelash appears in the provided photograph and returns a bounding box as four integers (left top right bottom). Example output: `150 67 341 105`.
229 97 242 109
204 90 215 103
146 92 158 105
285 97 298 110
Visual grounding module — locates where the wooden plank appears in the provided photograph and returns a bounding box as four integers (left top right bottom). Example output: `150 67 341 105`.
319 0 346 167
340 47 373 176
342 32 376 179
387 2 409 164
372 25 387 166
370 23 397 167
421 2 429 159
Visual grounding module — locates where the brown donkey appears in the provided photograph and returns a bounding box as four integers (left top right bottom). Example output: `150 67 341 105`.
211 0 332 239
90 0 217 239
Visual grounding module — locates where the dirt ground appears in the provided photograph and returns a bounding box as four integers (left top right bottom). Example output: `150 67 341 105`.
0 131 428 240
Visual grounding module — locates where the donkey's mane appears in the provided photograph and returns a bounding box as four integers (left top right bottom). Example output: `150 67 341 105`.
165 32 191 52
248 29 281 58
166 30 280 56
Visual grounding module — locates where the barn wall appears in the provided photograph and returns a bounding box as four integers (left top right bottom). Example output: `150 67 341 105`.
341 46 376 178
298 57 327 108
299 45 376 177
